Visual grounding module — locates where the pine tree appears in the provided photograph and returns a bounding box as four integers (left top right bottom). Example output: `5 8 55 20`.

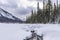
55 0 59 23
37 2 43 23
51 3 57 23
58 4 60 23
45 0 52 23
43 0 47 23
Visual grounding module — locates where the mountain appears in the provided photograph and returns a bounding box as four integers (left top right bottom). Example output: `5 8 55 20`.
0 8 23 23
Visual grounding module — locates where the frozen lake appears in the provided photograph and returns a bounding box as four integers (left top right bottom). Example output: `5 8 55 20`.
0 23 60 40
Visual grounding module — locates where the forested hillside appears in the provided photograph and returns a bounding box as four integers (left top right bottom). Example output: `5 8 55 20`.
26 0 60 24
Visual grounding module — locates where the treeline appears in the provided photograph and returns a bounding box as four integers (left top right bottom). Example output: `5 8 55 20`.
26 0 60 24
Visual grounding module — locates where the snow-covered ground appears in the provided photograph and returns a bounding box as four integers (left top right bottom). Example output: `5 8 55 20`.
0 23 60 40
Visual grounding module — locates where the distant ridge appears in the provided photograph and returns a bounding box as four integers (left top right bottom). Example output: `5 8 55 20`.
0 8 23 23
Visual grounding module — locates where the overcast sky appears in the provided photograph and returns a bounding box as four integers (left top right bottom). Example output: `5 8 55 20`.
0 0 59 21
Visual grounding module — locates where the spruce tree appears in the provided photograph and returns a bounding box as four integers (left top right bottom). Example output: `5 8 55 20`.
37 2 43 23
45 0 52 23
52 3 57 23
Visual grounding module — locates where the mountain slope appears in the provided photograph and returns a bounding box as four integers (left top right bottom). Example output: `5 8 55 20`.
0 8 23 23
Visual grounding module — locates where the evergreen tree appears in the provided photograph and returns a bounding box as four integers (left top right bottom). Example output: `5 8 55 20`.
37 2 43 23
45 0 52 23
52 3 57 23
26 0 60 23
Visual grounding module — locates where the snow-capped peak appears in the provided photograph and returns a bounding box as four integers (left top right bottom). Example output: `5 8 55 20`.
0 8 23 23
0 8 15 20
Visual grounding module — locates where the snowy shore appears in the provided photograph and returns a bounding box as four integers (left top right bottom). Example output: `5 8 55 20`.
0 23 60 40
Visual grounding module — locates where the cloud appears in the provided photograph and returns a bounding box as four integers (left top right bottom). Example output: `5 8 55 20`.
0 0 43 21
14 6 35 15
0 0 17 8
